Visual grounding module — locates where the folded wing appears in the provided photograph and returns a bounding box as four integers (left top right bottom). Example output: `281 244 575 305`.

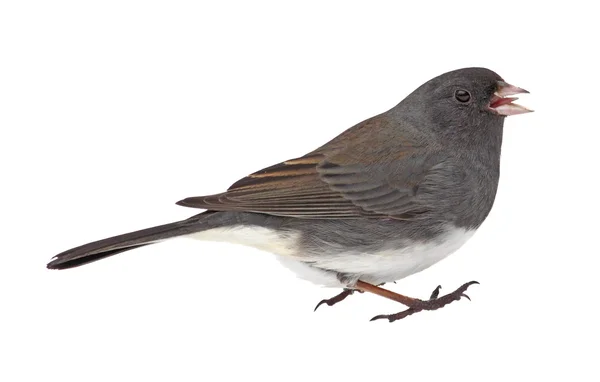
177 147 431 219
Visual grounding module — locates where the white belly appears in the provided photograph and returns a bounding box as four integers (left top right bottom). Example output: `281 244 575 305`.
189 225 475 287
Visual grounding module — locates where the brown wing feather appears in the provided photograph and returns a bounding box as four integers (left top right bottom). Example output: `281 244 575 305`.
176 149 429 220
176 154 371 218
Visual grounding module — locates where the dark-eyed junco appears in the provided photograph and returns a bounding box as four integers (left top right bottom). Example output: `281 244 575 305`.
47 67 531 322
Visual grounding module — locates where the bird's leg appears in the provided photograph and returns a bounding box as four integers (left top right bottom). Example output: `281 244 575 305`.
314 289 356 311
354 280 479 323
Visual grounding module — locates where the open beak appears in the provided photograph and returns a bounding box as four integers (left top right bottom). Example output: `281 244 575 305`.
488 80 532 116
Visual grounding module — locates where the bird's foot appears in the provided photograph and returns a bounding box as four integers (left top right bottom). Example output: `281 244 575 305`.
370 281 479 323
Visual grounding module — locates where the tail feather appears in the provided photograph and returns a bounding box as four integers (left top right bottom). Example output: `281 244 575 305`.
47 214 212 270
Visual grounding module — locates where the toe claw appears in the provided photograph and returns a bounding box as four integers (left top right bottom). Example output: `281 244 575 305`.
370 314 387 322
430 285 442 300
313 300 328 312
460 293 471 301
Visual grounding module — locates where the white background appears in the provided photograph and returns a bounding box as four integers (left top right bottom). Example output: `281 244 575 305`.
1 1 598 381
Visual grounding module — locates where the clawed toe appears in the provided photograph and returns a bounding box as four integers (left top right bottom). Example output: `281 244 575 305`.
314 289 354 312
370 308 419 323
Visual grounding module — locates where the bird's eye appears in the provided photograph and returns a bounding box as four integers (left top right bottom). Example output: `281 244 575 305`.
454 89 471 103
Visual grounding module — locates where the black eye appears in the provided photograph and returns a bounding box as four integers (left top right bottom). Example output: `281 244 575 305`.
454 89 471 103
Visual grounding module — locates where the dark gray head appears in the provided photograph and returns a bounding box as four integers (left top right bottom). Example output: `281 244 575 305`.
395 67 531 142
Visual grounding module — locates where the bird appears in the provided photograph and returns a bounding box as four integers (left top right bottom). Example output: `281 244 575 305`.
47 67 531 322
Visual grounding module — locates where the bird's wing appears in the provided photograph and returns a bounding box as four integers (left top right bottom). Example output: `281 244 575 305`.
177 137 439 219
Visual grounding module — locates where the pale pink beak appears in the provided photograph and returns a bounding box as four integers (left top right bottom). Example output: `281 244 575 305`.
488 80 532 116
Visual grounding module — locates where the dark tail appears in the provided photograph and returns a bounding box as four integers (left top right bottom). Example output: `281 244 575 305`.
47 213 214 270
